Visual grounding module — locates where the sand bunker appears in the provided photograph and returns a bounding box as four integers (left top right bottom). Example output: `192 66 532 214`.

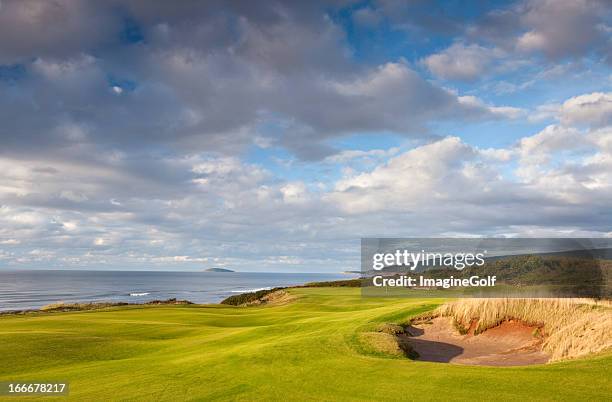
402 317 550 366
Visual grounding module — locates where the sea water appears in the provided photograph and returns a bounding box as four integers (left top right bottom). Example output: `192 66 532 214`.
0 270 352 311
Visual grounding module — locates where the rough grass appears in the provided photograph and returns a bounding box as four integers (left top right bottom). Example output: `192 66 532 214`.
0 288 610 401
376 323 405 335
220 287 285 306
359 332 406 356
39 299 193 312
302 279 362 288
435 298 612 361
220 279 362 305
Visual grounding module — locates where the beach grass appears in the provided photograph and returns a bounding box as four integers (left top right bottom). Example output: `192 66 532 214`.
435 298 612 361
0 287 610 401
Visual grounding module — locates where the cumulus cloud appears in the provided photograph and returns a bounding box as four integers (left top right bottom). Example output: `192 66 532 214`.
457 95 524 119
324 148 401 165
422 43 502 81
518 125 585 159
2 118 611 269
317 61 496 132
419 0 612 86
327 137 479 214
559 92 612 127
514 0 610 59
474 0 611 62
0 1 610 271
378 0 610 63
326 126 612 233
0 0 119 64
528 92 612 127
0 1 523 163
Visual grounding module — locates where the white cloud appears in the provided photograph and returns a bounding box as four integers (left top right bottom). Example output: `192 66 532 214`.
324 148 400 164
515 125 587 181
323 116 611 234
0 2 610 271
1 120 611 269
422 43 502 81
518 125 585 160
560 92 612 127
327 137 477 214
529 102 561 122
457 95 524 119
528 92 612 127
280 182 308 204
478 147 514 162
516 30 548 53
514 0 609 59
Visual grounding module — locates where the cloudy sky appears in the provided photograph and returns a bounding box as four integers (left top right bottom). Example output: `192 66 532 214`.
0 0 611 272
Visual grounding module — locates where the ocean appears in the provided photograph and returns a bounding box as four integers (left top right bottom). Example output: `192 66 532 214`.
0 270 353 311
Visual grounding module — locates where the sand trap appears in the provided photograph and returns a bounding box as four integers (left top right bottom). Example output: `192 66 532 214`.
402 317 550 366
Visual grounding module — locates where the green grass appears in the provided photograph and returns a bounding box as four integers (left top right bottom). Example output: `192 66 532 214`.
0 288 610 401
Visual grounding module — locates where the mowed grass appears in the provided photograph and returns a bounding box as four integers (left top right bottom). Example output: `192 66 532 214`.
0 288 610 401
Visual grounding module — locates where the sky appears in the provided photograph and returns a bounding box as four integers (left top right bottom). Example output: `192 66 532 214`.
0 0 611 272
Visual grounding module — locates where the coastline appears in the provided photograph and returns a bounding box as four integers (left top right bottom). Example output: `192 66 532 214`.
0 270 356 312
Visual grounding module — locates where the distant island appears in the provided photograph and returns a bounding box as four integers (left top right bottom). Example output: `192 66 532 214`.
204 268 235 273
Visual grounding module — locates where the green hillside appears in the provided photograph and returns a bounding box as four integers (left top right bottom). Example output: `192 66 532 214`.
0 287 610 401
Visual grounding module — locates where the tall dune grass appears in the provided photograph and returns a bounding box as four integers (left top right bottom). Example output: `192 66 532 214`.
435 298 612 361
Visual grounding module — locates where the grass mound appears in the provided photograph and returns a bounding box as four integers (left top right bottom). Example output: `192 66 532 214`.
39 298 193 312
359 332 406 356
435 298 612 361
302 278 362 287
220 279 362 305
220 287 285 306
376 323 405 335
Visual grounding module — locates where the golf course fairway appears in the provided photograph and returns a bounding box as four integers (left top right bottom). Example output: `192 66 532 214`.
0 287 610 401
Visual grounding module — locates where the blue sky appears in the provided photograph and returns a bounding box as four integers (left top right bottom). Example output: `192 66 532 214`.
0 0 611 272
